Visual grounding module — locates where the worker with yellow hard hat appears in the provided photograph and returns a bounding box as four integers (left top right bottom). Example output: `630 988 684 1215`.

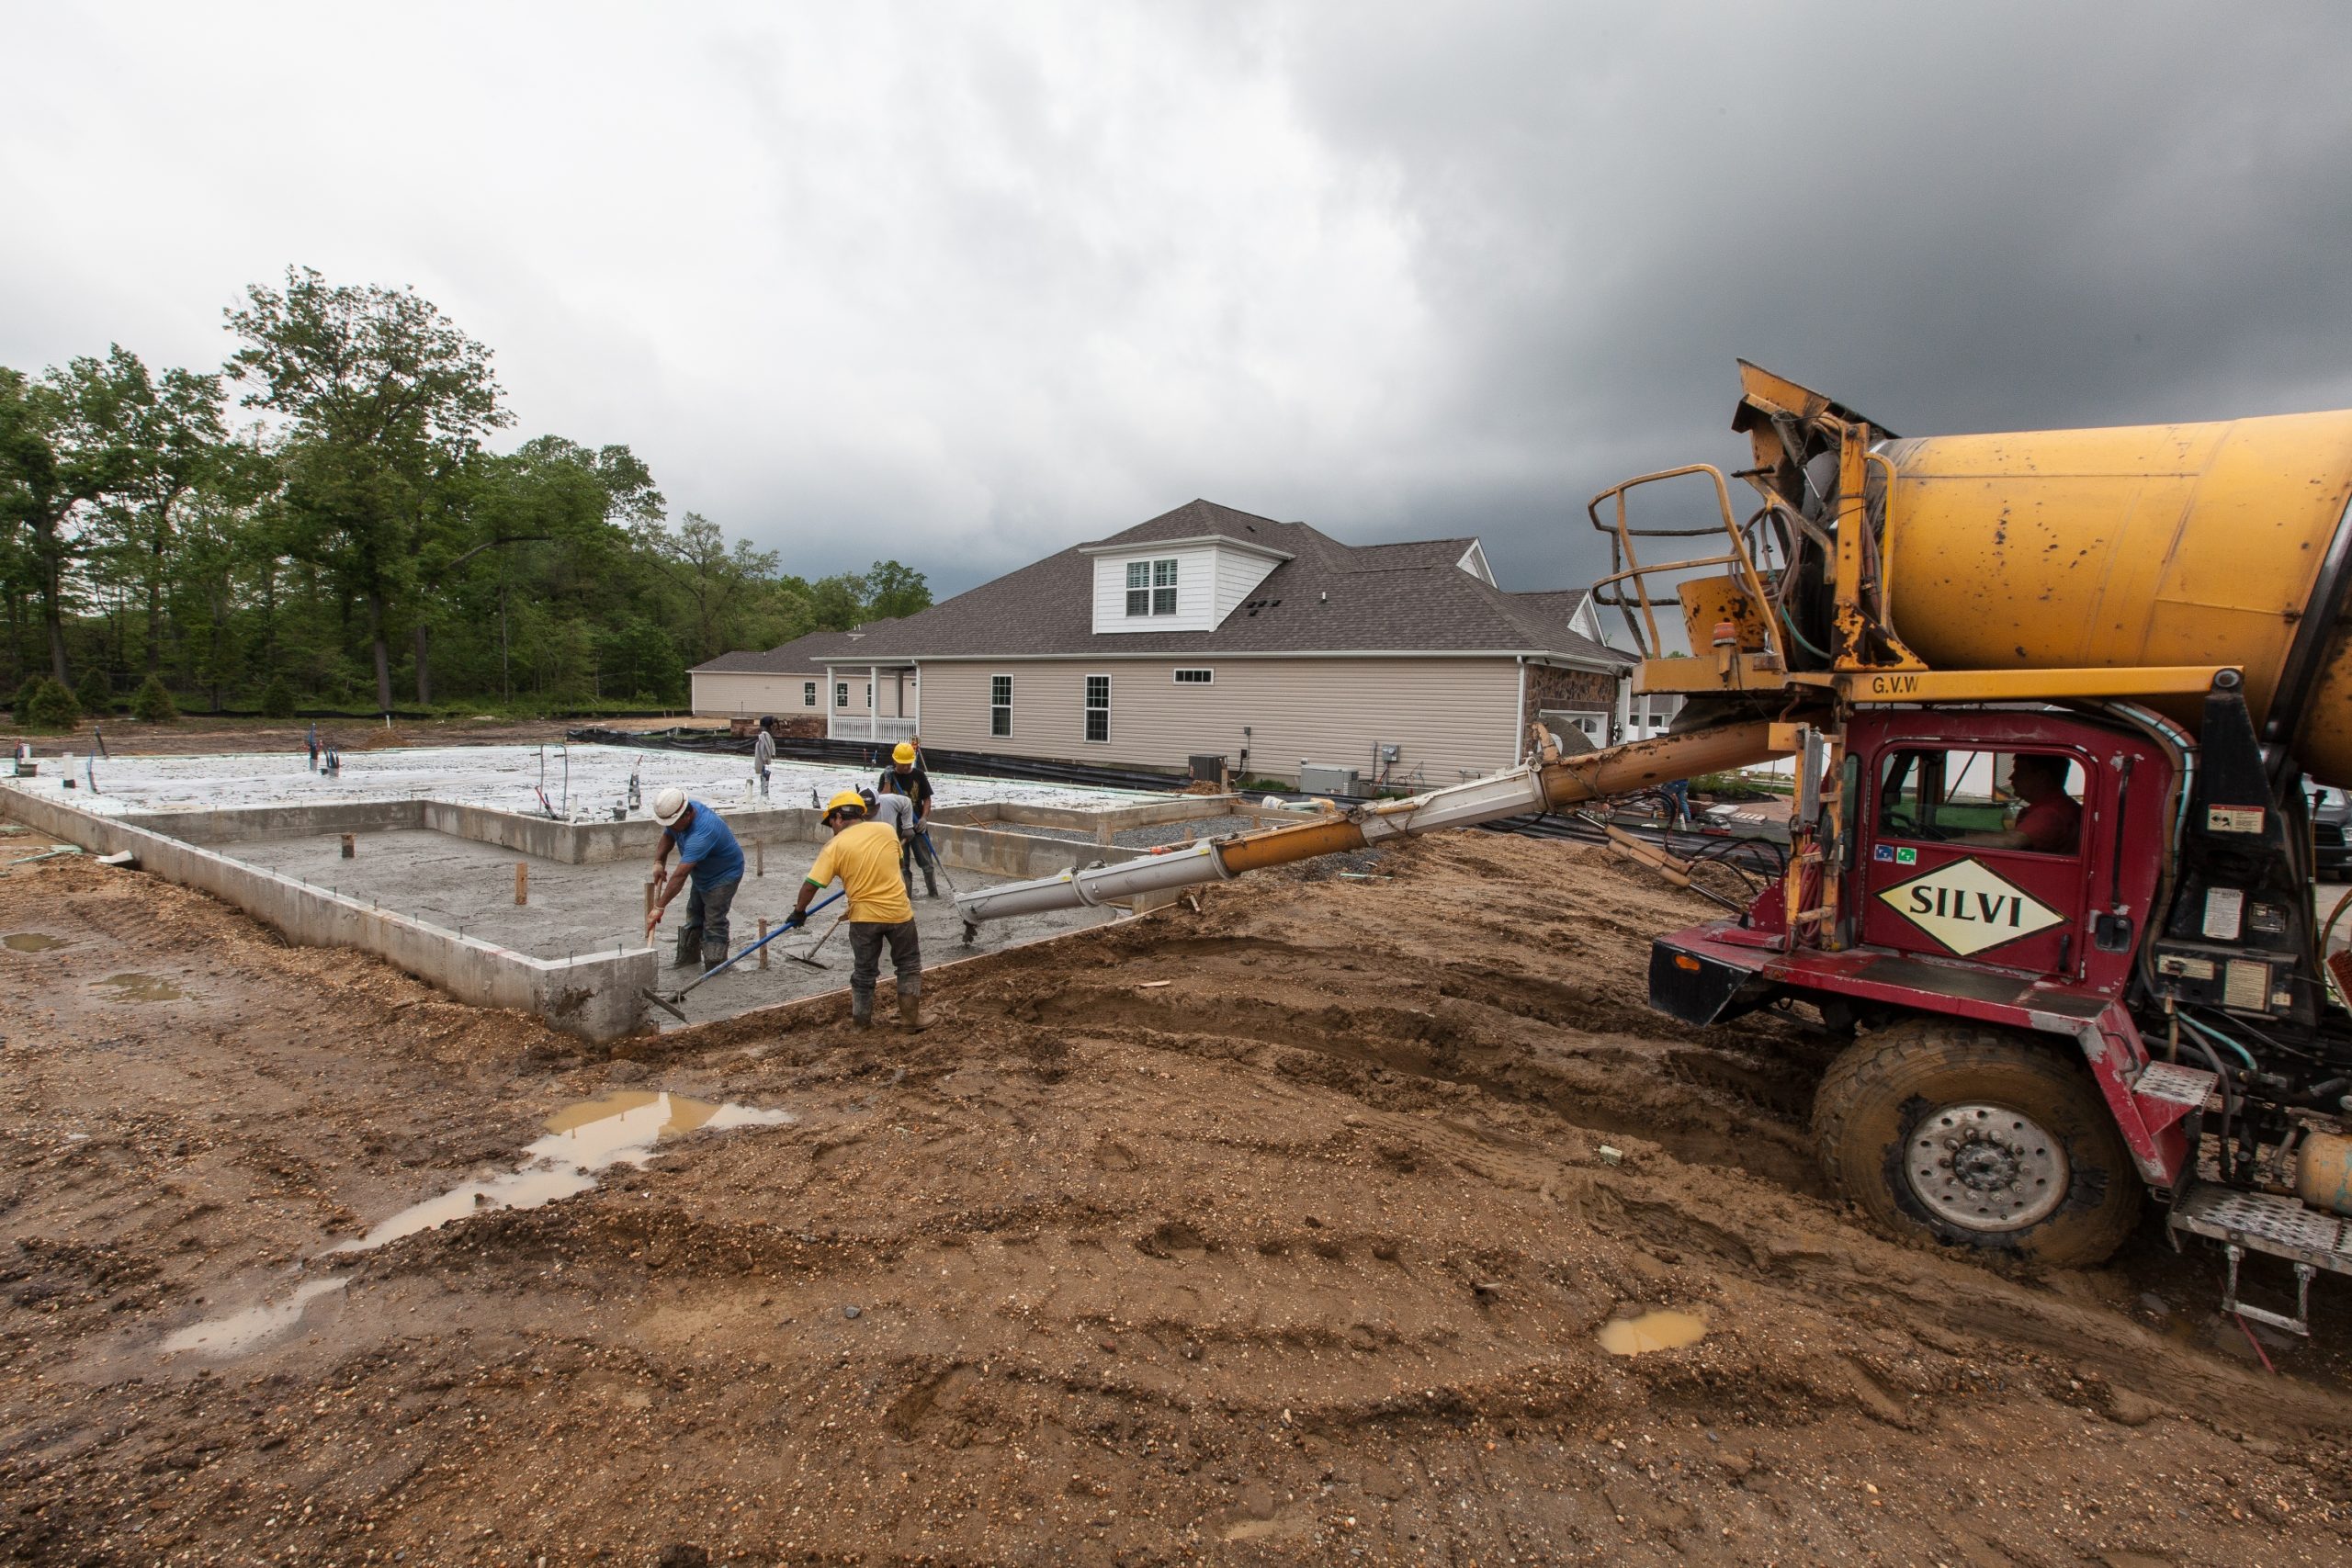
876 739 939 898
785 788 924 1031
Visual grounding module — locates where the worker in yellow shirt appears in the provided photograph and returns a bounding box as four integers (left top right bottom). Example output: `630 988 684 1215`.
784 790 924 1031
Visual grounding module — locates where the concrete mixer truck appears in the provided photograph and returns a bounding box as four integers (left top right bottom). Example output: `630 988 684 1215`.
956 363 2352 1333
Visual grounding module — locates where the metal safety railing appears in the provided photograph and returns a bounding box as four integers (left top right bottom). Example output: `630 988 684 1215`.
1584 464 1790 666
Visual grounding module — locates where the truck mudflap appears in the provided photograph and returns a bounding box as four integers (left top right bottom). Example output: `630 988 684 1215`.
2169 1183 2352 1336
1648 939 1775 1025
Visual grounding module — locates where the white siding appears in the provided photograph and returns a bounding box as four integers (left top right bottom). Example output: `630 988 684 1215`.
1091 546 1217 633
1211 546 1281 621
914 657 1525 786
693 671 816 717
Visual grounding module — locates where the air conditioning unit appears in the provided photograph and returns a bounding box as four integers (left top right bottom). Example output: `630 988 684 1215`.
1297 763 1361 796
1187 752 1228 784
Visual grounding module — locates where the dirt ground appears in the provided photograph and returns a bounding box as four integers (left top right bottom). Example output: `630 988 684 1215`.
5 829 2352 1566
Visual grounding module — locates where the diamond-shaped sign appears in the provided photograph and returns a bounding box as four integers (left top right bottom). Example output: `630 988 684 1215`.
1877 856 2066 956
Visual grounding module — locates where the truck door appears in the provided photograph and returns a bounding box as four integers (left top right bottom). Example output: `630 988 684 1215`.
1862 746 2094 977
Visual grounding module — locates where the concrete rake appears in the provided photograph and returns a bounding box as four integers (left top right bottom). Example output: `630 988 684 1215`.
640 887 843 1024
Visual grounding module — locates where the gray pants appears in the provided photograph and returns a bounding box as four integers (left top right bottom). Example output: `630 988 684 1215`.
848 919 922 1008
677 874 741 966
900 830 939 896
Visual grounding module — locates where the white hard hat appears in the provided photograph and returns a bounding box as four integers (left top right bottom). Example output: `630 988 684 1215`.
652 787 689 826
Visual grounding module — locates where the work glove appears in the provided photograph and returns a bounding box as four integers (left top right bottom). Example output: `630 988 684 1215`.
782 910 807 932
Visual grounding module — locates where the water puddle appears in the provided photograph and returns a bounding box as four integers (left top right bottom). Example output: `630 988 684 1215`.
3 932 65 952
163 1092 791 1357
160 1278 348 1356
329 1091 792 1253
96 972 184 1001
1597 1309 1709 1356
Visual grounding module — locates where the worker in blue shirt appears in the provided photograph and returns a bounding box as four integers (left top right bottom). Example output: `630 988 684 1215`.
645 787 747 969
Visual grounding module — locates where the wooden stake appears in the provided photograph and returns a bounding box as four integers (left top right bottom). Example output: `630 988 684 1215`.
755 840 764 878
758 918 770 969
340 833 355 859
514 862 528 905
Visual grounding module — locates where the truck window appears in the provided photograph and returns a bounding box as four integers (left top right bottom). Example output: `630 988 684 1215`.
1878 749 2084 855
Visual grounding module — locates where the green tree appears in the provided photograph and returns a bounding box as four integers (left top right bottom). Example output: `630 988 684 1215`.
226 267 510 712
86 355 228 675
0 355 146 684
805 570 868 632
864 559 932 620
132 671 176 722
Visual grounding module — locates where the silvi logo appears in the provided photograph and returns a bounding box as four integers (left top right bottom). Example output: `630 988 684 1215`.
1878 857 2065 956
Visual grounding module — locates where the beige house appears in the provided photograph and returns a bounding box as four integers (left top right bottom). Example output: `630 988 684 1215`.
689 501 1631 788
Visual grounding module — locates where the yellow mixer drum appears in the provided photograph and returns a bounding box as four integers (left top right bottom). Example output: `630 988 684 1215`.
1877 408 2352 788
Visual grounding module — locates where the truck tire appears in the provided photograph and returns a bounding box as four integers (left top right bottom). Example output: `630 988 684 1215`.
1812 1020 2143 1269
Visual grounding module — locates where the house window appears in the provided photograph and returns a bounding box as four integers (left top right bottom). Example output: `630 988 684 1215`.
1173 668 1213 685
803 682 817 706
989 674 1012 738
1084 675 1109 742
834 682 848 709
1125 558 1179 616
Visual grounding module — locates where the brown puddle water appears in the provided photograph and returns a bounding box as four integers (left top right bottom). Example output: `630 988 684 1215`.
162 1091 793 1357
96 973 184 1001
1597 1309 1709 1356
3 932 65 952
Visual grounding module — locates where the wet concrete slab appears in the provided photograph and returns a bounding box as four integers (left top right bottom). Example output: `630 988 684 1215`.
207 825 1110 1021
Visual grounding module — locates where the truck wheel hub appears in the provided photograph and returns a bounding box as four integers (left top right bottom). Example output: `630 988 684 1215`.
1907 1102 2067 1231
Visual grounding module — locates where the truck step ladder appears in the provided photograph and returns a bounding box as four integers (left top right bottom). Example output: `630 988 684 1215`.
2168 1185 2352 1336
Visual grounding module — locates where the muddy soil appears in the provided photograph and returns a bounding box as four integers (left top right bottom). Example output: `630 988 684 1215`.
4 832 2351 1565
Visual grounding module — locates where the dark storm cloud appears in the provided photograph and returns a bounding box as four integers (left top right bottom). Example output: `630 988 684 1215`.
1270 2 2352 587
5 3 2349 604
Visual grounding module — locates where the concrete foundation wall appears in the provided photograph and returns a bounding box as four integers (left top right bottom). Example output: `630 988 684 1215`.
147 800 427 845
3 785 655 1042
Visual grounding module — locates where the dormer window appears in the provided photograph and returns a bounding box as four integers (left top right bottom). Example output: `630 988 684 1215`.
1125 558 1178 616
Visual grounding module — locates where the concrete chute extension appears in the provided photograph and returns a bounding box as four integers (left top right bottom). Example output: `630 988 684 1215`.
953 719 1787 930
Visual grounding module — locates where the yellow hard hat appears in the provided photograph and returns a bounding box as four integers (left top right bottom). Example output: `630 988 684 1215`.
892 741 916 764
823 790 866 818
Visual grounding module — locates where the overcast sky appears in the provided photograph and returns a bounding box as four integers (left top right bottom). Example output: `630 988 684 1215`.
7 2 2352 599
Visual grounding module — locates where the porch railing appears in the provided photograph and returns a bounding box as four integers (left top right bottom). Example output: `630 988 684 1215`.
827 716 921 744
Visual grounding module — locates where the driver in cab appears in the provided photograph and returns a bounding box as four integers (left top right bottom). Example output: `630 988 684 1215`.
1962 753 2081 854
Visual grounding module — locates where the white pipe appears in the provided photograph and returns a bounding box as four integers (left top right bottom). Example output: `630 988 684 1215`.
956 840 1235 923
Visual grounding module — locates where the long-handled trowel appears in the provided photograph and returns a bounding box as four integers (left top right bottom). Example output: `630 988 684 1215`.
639 888 843 1024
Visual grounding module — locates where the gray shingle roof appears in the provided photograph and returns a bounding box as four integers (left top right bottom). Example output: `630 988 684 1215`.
692 501 1628 672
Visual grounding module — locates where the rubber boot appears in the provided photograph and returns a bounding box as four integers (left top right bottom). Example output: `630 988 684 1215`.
850 989 874 1030
702 939 729 972
898 990 927 1032
673 931 700 969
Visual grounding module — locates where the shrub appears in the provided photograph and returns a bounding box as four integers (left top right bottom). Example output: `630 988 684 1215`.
259 675 299 719
132 673 177 724
12 675 42 723
17 678 80 733
74 669 113 716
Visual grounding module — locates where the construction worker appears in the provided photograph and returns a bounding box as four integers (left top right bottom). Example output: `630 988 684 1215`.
645 787 746 970
784 790 924 1031
752 716 776 800
877 740 939 897
859 784 919 897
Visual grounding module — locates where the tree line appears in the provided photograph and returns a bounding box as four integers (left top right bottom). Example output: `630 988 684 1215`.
0 266 931 723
